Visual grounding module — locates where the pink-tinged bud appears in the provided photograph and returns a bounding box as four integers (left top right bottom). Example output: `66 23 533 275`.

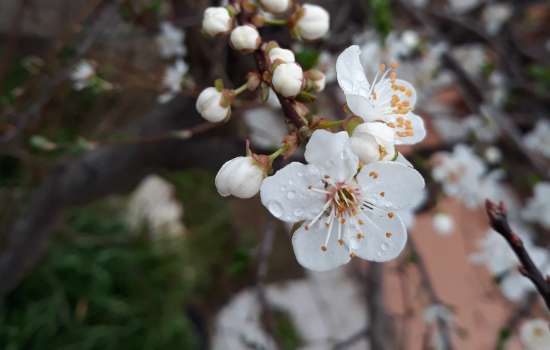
271 62 304 98
202 7 233 38
349 122 395 164
215 156 265 198
260 0 292 14
230 25 262 53
296 4 329 40
304 69 326 92
196 87 231 122
267 47 295 73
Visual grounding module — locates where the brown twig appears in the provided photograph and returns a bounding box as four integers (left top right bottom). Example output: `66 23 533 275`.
485 200 550 311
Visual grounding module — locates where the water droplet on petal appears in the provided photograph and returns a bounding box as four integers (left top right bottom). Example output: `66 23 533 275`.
281 187 286 191
267 200 283 217
358 88 369 97
287 191 296 199
327 159 334 166
370 199 378 204
288 179 294 185
298 172 304 177
381 243 389 251
377 252 382 256
340 151 348 159
355 70 366 81
293 207 304 216
385 202 391 208
340 78 353 92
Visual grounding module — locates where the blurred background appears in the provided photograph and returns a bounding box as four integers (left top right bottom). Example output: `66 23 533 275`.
1 0 550 349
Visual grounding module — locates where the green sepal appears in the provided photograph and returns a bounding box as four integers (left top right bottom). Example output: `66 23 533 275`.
342 103 354 115
222 107 232 123
290 26 300 39
391 149 399 161
225 5 236 18
342 116 364 136
264 40 280 56
270 59 285 74
290 220 305 236
29 135 56 150
261 81 270 103
295 91 317 103
214 79 224 92
201 29 213 38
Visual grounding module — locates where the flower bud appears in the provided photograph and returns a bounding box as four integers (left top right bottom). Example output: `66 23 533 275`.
295 4 329 41
230 25 261 53
260 0 291 14
196 87 231 122
349 122 396 164
304 69 326 92
267 47 295 73
215 156 265 198
202 7 233 38
271 62 304 98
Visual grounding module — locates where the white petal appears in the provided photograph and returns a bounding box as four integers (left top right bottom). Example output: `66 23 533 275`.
394 152 413 167
260 162 325 222
357 161 425 210
292 224 351 271
501 273 535 301
345 93 380 122
336 45 371 94
304 130 359 183
386 79 417 107
346 210 407 262
391 112 426 145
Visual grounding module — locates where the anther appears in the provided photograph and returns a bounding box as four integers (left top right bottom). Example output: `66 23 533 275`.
388 213 394 218
390 72 396 80
341 219 346 224
321 246 327 252
358 220 364 225
369 171 378 179
403 101 410 107
406 90 412 97
380 64 385 72
324 175 330 179
358 162 363 168
386 233 392 238
399 86 406 92
308 185 312 189
372 92 377 100
357 233 364 239
350 253 355 258
388 123 396 128
325 223 330 228
391 62 398 69
338 239 343 245
305 225 309 230
380 192 385 197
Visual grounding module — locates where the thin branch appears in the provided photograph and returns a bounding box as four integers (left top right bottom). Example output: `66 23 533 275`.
493 292 537 350
331 327 368 350
485 200 550 311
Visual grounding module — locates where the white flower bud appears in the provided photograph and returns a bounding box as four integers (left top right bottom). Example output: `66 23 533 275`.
260 0 291 13
432 213 454 235
271 62 304 98
202 7 232 37
230 25 261 53
304 69 325 92
215 156 265 198
349 122 395 164
296 4 330 40
267 48 295 65
196 87 230 122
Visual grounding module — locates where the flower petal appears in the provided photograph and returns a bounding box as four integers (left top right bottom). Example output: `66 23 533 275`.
501 273 535 301
391 79 417 107
336 45 371 95
345 210 407 262
390 112 426 145
260 162 325 222
292 224 351 271
304 130 359 183
357 161 425 210
394 152 413 168
344 93 381 122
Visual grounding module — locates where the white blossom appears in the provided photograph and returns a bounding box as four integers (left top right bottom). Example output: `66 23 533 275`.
157 59 189 104
450 44 487 78
216 156 265 198
336 45 426 145
349 122 396 165
316 51 337 83
483 4 511 35
243 107 288 150
432 213 454 236
202 7 232 37
397 188 428 229
522 182 550 229
296 4 330 41
524 119 550 160
520 318 550 350
126 175 185 238
423 304 454 350
271 62 304 98
71 60 95 90
260 130 425 271
196 87 230 122
156 21 186 59
230 25 261 53
431 144 486 209
259 0 291 14
484 146 502 164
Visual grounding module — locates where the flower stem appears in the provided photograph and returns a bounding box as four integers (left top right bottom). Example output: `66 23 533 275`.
232 81 249 96
316 119 348 129
268 144 290 162
264 19 288 26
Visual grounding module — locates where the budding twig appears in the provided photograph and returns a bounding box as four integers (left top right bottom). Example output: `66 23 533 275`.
485 199 550 312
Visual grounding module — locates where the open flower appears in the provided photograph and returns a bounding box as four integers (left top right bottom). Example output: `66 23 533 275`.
260 130 424 271
520 318 550 350
336 45 426 145
522 182 550 229
158 59 189 104
71 60 96 90
156 21 187 59
348 122 396 165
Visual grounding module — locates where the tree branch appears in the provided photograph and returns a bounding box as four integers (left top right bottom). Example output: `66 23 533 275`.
485 200 550 311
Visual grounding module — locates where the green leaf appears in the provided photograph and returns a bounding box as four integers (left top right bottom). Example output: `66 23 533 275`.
295 48 320 71
29 135 55 150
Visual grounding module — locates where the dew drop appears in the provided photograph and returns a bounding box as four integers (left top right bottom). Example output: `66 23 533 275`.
298 172 304 177
370 199 378 204
286 216 291 220
340 78 353 92
327 159 335 166
385 202 391 208
381 243 389 251
377 252 382 257
288 179 294 185
293 207 304 216
355 70 366 81
358 88 369 97
287 191 296 199
340 151 348 159
281 186 286 192
267 200 283 217
349 237 361 249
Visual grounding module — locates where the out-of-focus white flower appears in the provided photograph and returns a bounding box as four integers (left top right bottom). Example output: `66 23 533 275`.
156 21 186 59
470 224 549 301
349 122 396 165
260 130 425 271
202 7 233 38
524 119 550 160
424 304 454 350
158 59 189 104
397 188 428 229
196 86 231 122
483 4 511 35
520 318 550 350
294 4 330 41
271 62 304 98
243 107 288 149
316 51 337 83
230 25 261 53
216 156 266 198
522 182 550 229
336 45 426 145
448 0 480 14
489 71 508 106
71 60 96 90
259 0 291 14
484 146 502 164
450 44 487 78
126 175 185 238
462 110 500 143
401 30 420 51
432 213 454 235
431 144 487 209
